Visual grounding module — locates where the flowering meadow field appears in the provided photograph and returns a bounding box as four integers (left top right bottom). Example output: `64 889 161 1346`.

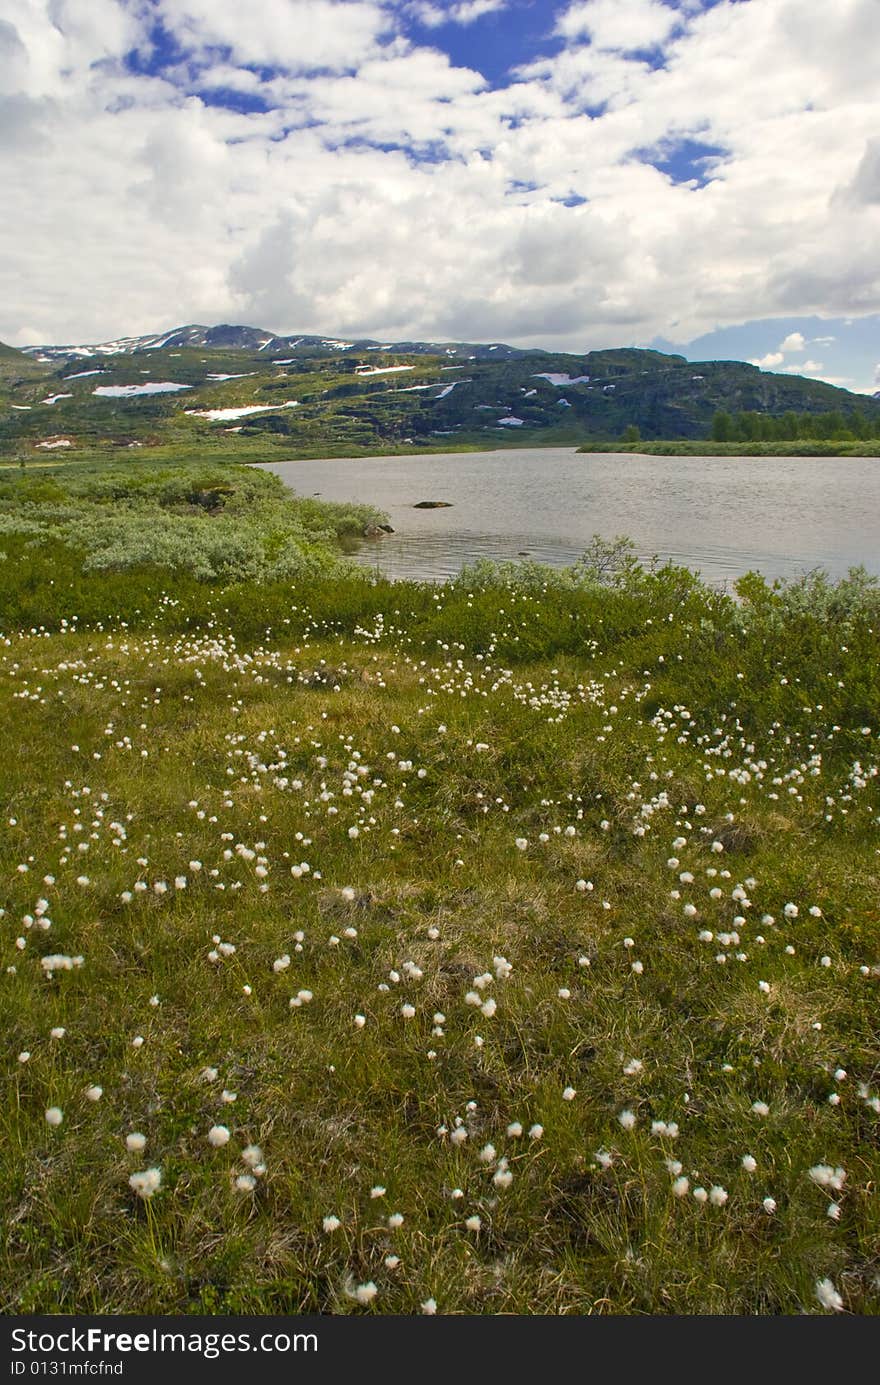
1 460 879 1315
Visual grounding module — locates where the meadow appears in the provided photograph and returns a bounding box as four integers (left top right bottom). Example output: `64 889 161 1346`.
1 459 879 1315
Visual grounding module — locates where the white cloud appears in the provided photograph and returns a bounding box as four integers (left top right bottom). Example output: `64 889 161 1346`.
155 0 393 73
751 352 784 369
1 0 879 356
408 0 509 26
555 0 680 52
780 359 823 374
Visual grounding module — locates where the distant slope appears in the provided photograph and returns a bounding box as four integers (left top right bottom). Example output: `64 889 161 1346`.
4 327 879 455
21 324 540 363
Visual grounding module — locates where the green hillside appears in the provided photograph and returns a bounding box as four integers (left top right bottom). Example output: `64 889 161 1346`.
2 332 879 458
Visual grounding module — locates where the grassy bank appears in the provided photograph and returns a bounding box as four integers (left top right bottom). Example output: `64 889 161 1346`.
1 492 879 1313
0 458 386 583
578 440 880 457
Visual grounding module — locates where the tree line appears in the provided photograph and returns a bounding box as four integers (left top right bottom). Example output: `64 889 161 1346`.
711 409 878 442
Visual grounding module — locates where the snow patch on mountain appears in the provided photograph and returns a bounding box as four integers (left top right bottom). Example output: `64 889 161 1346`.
185 400 300 422
533 373 590 387
93 382 192 398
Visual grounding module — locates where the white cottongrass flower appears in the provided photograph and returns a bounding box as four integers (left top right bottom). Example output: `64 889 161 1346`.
348 1281 378 1306
762 1197 777 1214
623 1059 643 1076
235 1174 257 1192
480 997 497 1018
692 1186 708 1204
618 1109 637 1130
273 955 291 973
814 1278 844 1312
751 1101 770 1117
827 1201 842 1222
322 1215 341 1233
506 1121 523 1138
50 1027 66 1040
808 1164 846 1192
207 1125 231 1148
400 1003 416 1019
709 1186 728 1206
131 1035 144 1049
595 1149 614 1170
85 1085 102 1101
370 1185 386 1198
672 1176 690 1197
478 1144 497 1164
384 1255 400 1269
354 1014 366 1028
242 1145 263 1169
421 1298 437 1315
387 1213 404 1229
221 1090 237 1104
125 1132 147 1153
528 1124 544 1141
129 1168 162 1199
514 838 528 850
41 954 84 973
562 1086 576 1101
465 1215 482 1233
493 1166 513 1189
45 1107 63 1127
741 1155 757 1173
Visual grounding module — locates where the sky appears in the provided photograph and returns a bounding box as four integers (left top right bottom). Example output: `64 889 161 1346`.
1 0 878 392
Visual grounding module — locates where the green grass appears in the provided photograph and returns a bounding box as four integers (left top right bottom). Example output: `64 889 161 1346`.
0 455 877 1317
1 507 879 1315
578 439 880 457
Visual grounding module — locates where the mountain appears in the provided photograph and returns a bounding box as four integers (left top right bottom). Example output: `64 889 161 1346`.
22 324 538 363
4 326 879 454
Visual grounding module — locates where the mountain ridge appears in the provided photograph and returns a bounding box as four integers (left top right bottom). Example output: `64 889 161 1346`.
22 323 542 363
3 325 879 454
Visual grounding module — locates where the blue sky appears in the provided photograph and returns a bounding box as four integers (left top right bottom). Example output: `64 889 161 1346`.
1 0 878 393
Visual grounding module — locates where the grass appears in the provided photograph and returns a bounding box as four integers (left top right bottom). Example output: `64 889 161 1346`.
578 440 880 457
0 490 879 1315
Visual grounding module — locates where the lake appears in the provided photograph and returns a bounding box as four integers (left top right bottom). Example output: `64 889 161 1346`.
261 448 880 586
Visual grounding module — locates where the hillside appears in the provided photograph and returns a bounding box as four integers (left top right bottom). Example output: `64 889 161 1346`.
2 327 879 456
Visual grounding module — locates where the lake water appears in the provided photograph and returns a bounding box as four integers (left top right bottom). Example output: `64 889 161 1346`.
261 448 880 586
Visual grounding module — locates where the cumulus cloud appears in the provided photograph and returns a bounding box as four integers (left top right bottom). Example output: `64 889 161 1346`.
555 0 680 52
407 0 509 26
0 0 879 350
752 352 784 369
155 0 393 73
